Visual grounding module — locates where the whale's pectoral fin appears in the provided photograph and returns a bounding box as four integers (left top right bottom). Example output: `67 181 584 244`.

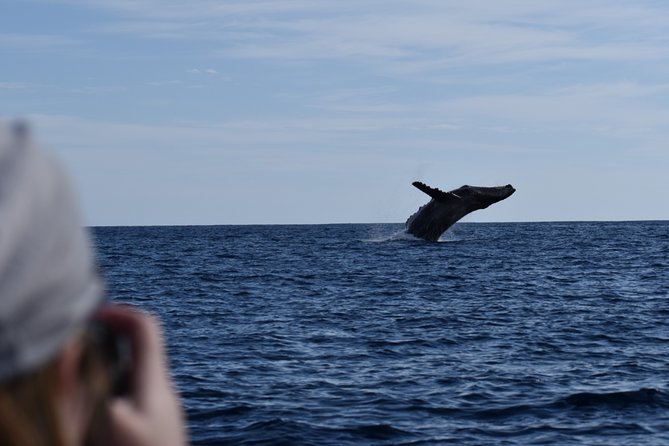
412 181 461 203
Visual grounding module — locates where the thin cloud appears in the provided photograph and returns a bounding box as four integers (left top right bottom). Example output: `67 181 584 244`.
0 33 81 48
147 80 182 86
0 82 35 89
187 68 218 75
66 86 128 94
433 82 669 133
49 0 669 71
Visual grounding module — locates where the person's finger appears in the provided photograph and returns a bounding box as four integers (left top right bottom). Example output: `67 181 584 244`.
100 399 147 446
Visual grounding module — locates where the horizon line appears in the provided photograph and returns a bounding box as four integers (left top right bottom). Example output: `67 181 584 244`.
88 219 669 229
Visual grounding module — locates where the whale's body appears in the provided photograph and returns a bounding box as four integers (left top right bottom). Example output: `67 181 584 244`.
405 182 516 242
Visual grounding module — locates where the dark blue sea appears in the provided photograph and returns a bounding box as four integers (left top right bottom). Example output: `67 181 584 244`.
92 222 669 445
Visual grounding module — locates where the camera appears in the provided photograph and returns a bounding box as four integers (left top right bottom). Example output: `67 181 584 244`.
87 321 133 396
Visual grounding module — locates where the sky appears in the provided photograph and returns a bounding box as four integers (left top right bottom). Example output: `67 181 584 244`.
2 0 669 226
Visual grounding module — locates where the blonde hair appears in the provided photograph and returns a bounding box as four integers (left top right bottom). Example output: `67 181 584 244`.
0 330 111 446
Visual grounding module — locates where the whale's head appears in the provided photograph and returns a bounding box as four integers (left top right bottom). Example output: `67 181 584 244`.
455 184 515 209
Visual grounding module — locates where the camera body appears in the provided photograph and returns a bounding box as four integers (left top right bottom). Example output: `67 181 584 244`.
88 322 133 396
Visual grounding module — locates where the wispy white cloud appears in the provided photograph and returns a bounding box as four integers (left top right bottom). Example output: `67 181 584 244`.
25 112 453 152
44 0 669 71
554 82 669 98
0 82 36 89
187 68 218 75
0 32 81 48
433 81 669 136
146 80 182 86
28 76 669 150
306 78 669 136
66 85 128 94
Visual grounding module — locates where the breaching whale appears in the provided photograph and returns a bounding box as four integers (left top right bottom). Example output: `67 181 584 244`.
405 181 516 242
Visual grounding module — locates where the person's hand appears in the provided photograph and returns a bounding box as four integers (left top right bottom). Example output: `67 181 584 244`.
96 304 188 446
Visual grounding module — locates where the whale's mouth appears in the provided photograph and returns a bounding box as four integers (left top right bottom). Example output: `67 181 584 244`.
496 184 515 197
471 184 515 208
473 184 515 198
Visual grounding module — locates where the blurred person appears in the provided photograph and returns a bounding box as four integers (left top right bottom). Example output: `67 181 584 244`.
0 121 188 446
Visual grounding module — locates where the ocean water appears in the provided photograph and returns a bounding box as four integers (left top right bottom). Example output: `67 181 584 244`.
92 221 669 445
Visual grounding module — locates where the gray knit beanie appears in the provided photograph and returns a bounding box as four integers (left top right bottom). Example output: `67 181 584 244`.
0 121 104 382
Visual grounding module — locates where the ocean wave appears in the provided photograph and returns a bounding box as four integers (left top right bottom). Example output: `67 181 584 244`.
408 387 669 421
561 387 669 408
